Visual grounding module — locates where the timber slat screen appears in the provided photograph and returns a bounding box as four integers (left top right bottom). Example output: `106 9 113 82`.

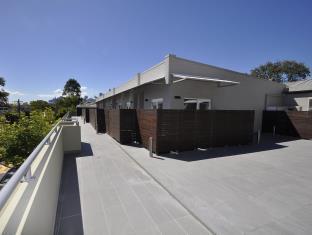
105 109 138 144
76 107 82 116
88 108 106 133
137 110 254 154
89 108 97 130
81 108 90 122
262 111 312 139
97 109 106 133
137 110 158 152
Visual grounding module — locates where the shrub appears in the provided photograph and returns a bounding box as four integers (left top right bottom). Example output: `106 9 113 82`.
0 108 56 167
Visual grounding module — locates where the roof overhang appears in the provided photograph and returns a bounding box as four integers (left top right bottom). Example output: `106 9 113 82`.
284 90 312 94
76 104 96 108
171 73 240 87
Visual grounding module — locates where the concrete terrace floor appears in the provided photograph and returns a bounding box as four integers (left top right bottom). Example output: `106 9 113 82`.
122 136 312 234
56 118 312 235
56 119 211 235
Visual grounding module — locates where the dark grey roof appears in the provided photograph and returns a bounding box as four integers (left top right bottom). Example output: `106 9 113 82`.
77 103 96 108
285 79 312 92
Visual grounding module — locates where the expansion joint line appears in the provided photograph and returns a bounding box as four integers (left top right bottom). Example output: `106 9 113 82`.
109 137 217 235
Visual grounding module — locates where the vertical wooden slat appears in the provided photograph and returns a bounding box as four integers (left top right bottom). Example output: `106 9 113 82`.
104 109 255 154
154 110 254 154
136 110 158 152
262 111 312 139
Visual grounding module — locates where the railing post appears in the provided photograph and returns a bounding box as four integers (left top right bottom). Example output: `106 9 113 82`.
149 137 153 158
22 167 35 182
273 125 276 136
46 136 51 145
0 113 69 210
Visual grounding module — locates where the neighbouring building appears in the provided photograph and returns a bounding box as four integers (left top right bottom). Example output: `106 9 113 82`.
0 105 9 114
283 79 312 111
77 102 96 122
96 54 285 132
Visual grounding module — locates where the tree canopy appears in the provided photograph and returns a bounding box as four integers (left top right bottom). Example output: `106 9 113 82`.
0 77 9 105
63 78 81 97
0 108 55 166
30 100 50 111
250 60 310 83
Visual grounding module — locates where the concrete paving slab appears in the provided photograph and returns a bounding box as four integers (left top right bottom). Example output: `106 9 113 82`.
72 120 211 235
120 135 312 234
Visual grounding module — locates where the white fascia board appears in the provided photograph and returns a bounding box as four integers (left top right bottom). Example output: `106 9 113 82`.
172 73 240 85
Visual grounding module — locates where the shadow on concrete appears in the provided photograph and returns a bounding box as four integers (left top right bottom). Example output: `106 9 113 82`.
159 135 297 162
54 144 93 234
152 155 165 160
80 142 94 157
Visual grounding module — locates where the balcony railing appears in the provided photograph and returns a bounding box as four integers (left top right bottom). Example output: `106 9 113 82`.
0 113 81 234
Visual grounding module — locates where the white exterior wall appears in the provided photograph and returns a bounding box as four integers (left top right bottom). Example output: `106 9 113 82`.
96 54 286 132
114 75 139 95
168 56 285 131
140 60 167 85
96 58 168 103
135 84 171 109
62 125 82 153
283 93 312 111
0 124 81 235
169 80 217 108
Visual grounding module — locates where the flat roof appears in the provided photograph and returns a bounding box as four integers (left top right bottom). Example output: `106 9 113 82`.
285 79 312 93
76 103 96 108
172 73 240 85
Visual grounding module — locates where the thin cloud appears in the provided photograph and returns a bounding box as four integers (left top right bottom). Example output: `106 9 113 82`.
6 89 25 96
37 94 56 98
38 88 62 98
37 86 89 98
54 88 63 94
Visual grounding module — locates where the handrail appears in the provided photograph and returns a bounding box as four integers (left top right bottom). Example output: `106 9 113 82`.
0 112 73 210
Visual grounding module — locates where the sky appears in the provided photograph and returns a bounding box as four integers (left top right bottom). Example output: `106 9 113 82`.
0 0 311 102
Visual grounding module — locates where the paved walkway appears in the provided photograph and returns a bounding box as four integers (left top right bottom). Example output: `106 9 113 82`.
75 121 211 234
121 136 312 235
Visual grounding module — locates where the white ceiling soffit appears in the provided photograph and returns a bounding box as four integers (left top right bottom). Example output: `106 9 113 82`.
171 73 240 86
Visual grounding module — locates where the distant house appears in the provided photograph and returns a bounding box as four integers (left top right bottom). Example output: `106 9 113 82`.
76 102 96 122
0 105 9 114
96 54 285 132
284 79 312 111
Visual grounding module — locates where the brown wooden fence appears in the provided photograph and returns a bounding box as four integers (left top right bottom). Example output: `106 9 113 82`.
105 109 139 144
89 108 97 130
81 108 89 122
88 108 106 133
97 109 106 133
137 110 254 154
137 110 158 152
262 111 312 139
76 107 82 116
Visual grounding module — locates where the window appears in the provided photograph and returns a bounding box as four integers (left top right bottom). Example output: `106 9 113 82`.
126 101 133 109
184 99 197 110
184 98 211 110
151 98 164 109
309 98 312 111
198 99 211 110
199 101 210 110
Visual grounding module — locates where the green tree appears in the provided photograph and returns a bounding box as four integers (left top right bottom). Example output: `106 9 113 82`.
0 108 55 166
53 96 80 118
0 77 9 105
63 78 81 97
251 60 310 83
30 100 50 111
281 61 310 82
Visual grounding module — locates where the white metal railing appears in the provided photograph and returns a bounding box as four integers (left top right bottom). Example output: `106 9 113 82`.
0 113 78 211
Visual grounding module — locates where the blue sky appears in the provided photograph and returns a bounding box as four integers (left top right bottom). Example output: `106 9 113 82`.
1 0 311 102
